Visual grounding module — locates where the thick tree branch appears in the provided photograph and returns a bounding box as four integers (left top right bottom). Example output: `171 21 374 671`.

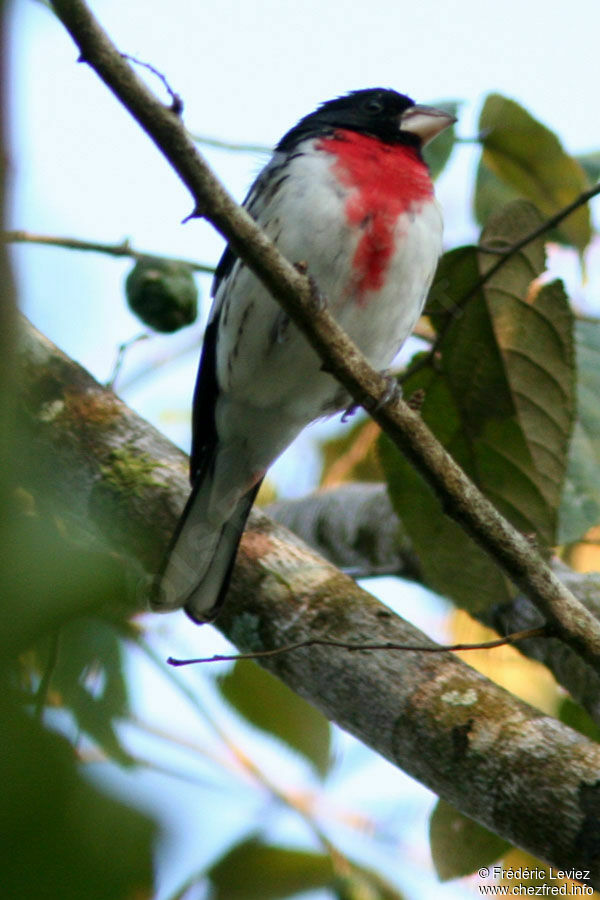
16 316 600 881
268 484 600 724
48 0 600 676
267 483 418 578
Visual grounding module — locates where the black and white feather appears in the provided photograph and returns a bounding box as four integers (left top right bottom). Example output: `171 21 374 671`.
153 89 452 622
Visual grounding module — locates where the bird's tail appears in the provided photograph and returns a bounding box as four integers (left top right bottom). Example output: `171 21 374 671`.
152 469 262 623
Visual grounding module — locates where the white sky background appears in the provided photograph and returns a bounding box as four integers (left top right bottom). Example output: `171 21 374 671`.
7 0 600 898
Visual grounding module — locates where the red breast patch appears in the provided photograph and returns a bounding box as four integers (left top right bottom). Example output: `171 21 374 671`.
316 130 433 300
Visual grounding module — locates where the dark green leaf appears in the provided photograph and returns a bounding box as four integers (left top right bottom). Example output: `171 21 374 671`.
576 151 600 184
382 202 575 613
218 659 332 777
0 507 128 655
557 696 600 743
560 319 600 542
425 245 480 329
334 863 407 899
475 94 592 250
422 100 461 181
429 798 510 881
207 838 334 899
0 692 156 900
45 616 134 765
473 158 522 233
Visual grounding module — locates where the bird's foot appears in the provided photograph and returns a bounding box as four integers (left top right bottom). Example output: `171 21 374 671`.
366 371 402 413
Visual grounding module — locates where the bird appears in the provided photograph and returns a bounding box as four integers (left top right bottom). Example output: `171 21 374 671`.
153 87 455 623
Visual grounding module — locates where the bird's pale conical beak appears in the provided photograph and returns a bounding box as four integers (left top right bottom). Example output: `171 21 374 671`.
399 105 456 145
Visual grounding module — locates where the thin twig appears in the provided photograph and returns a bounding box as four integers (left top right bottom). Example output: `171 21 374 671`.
120 53 183 114
167 626 548 666
462 181 600 304
476 181 600 270
191 132 271 155
113 327 204 393
2 229 215 274
106 332 149 390
402 181 600 383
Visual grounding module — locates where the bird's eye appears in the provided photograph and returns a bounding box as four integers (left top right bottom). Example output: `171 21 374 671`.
365 96 384 113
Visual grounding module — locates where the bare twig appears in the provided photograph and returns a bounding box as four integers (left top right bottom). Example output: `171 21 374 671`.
191 132 271 155
403 180 600 384
120 53 183 115
106 332 149 390
167 625 548 666
2 229 215 274
48 0 600 675
476 180 600 273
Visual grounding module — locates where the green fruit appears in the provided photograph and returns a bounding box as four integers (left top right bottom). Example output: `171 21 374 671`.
125 256 198 333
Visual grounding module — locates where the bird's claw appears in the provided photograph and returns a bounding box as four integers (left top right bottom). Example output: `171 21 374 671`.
368 372 401 412
341 402 359 423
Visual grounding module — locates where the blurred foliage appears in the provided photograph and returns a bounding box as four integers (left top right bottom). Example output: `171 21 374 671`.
475 94 592 251
217 659 333 777
206 839 336 899
0 456 157 898
319 417 382 488
560 319 600 542
429 799 510 881
422 100 461 181
0 690 156 900
200 837 407 900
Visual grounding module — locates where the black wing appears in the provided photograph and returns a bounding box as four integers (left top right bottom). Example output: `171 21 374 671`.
188 152 289 483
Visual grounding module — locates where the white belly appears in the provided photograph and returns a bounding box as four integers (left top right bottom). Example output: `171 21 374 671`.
212 142 442 472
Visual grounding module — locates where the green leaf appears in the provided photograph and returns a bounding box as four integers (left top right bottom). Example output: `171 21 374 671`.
0 506 128 655
422 100 461 181
473 159 522 232
382 201 575 613
425 246 480 328
429 799 510 881
44 616 134 765
559 319 600 542
207 838 335 899
0 692 156 900
557 696 600 743
334 863 408 899
475 94 592 251
218 659 332 777
576 151 600 184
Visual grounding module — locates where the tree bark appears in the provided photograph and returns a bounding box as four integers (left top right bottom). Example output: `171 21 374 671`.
268 484 600 725
16 316 600 883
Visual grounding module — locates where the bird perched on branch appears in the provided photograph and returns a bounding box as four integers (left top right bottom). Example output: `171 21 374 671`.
154 87 455 623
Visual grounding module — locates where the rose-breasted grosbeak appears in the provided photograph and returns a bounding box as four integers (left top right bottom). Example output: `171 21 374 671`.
154 88 454 622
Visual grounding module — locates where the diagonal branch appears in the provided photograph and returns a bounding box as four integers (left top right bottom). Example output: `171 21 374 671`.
477 180 600 269
48 0 600 675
